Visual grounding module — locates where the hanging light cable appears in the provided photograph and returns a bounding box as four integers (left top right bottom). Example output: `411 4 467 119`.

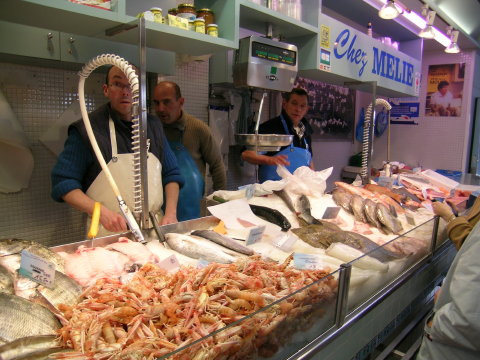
418 5 436 39
445 27 460 53
378 0 401 19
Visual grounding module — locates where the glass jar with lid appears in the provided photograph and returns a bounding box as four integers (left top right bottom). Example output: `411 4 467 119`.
196 8 215 32
177 3 196 21
194 18 205 34
149 7 163 23
206 24 218 37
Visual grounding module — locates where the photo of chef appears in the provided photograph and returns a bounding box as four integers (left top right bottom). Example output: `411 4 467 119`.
425 63 464 117
294 76 355 140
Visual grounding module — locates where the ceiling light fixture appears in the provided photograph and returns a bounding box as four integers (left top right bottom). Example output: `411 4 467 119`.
378 0 401 19
445 27 460 53
418 6 436 39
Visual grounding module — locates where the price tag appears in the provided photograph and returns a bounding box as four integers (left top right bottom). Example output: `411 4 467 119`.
405 212 416 226
272 233 297 252
19 250 55 288
293 253 322 270
197 259 210 269
246 225 266 246
322 207 340 219
158 255 180 272
378 176 394 189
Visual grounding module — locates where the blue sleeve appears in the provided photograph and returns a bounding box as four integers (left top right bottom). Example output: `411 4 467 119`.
51 128 94 202
161 133 184 188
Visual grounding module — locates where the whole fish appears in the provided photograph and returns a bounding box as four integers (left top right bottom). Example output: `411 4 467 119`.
37 271 82 308
0 293 61 343
273 189 297 214
0 265 14 295
146 240 197 267
249 204 291 231
296 195 321 225
191 230 254 256
165 233 237 264
0 239 64 273
376 203 403 234
0 335 62 360
292 221 341 247
364 198 384 230
322 231 402 262
350 194 368 223
332 188 353 214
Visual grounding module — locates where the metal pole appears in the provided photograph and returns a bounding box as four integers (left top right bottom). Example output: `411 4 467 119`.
429 216 440 260
335 263 352 327
138 17 150 229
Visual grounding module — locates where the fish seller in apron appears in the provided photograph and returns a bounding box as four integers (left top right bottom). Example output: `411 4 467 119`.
153 81 226 221
241 88 314 182
51 66 184 236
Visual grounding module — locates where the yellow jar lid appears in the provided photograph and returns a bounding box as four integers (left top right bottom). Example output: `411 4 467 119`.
150 7 162 11
178 3 195 8
197 8 214 13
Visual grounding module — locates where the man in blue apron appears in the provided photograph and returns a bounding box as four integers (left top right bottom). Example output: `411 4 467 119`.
154 81 226 221
241 88 314 183
51 66 184 236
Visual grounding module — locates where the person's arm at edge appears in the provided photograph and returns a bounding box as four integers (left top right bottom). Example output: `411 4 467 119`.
160 133 184 224
199 123 226 190
62 189 127 232
162 182 179 225
241 150 289 166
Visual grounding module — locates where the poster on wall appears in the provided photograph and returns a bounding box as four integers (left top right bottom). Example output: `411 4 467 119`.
425 63 465 117
294 76 355 140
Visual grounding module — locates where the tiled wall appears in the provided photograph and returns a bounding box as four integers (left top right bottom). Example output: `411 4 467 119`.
0 62 107 246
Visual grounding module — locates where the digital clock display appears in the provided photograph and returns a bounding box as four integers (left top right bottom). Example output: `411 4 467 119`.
252 41 296 66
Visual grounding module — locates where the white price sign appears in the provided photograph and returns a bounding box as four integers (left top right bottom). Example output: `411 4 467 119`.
272 233 297 252
158 255 180 272
19 250 56 288
293 253 322 270
197 259 210 269
246 225 266 246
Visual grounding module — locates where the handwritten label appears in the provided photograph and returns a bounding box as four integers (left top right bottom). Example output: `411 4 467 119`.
246 225 266 246
272 233 297 252
158 255 180 272
19 250 55 288
294 253 323 270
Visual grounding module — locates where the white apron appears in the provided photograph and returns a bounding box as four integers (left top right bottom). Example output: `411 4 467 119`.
86 118 163 237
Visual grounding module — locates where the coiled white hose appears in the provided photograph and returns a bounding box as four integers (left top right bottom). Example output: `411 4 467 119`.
361 98 392 180
78 54 144 242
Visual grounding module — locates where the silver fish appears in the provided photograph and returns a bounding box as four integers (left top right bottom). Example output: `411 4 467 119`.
165 233 237 264
332 188 353 213
0 239 64 273
350 194 368 223
191 230 254 256
37 271 82 308
0 293 61 343
0 335 62 360
0 265 14 295
363 199 385 232
376 203 403 234
273 189 297 214
296 195 320 225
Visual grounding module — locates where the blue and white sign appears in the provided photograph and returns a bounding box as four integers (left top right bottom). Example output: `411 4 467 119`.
317 15 421 97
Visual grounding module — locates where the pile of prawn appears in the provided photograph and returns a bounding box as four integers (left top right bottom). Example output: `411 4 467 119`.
52 255 337 360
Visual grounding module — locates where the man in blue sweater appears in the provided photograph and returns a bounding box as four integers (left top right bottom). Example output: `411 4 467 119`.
51 66 183 236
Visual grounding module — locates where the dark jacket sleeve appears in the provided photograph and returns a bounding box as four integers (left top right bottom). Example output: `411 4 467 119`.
51 128 94 202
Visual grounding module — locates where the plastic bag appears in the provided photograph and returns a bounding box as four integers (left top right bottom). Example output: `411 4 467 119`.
277 165 332 198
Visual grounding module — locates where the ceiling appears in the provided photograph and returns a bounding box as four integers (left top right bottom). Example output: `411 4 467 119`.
321 0 480 53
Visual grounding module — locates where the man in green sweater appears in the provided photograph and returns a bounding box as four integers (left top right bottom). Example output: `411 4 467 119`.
153 81 226 221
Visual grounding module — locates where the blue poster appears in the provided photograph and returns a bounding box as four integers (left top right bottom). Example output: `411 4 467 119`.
389 101 419 124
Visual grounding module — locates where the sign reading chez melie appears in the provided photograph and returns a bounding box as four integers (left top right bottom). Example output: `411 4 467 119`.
318 15 421 97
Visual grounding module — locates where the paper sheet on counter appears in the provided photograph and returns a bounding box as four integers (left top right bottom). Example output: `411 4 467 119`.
207 198 282 240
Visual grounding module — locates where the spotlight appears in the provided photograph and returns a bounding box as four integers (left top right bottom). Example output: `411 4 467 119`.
418 7 436 39
378 0 401 20
445 28 460 53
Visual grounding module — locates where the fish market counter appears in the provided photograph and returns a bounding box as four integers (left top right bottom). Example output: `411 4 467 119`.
41 215 452 360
